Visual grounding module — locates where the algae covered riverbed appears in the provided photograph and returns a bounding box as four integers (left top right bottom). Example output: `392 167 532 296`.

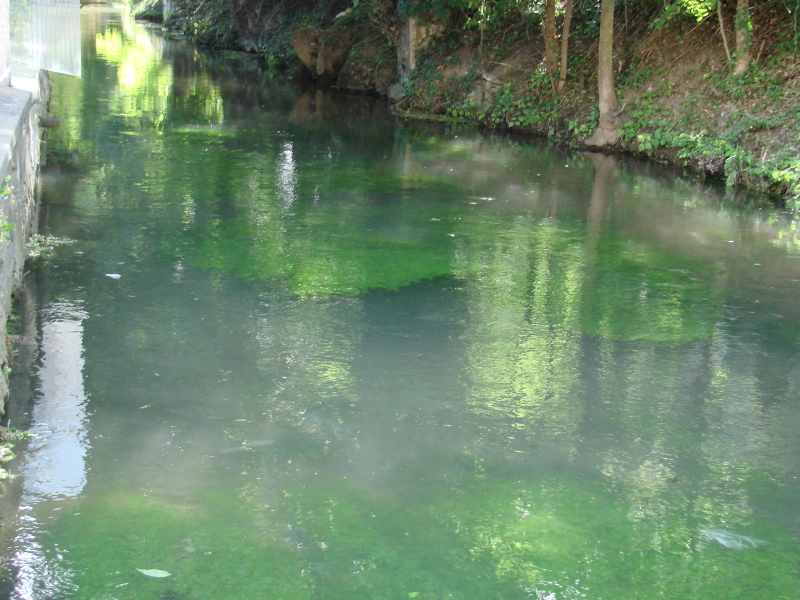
1 8 800 600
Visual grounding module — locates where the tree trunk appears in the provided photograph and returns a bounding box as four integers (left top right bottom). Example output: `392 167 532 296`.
544 0 558 92
717 0 732 62
556 0 574 92
734 0 751 74
585 0 620 147
163 0 176 23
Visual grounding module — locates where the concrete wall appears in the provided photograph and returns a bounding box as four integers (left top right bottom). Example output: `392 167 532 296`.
0 66 50 411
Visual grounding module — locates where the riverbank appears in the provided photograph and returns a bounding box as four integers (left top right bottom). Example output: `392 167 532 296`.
149 0 799 206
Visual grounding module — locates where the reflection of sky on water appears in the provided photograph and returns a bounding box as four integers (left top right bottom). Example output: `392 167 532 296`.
22 303 89 498
279 141 297 208
11 303 88 600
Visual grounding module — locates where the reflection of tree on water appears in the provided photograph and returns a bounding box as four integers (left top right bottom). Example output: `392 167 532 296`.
584 152 615 261
288 88 393 134
458 215 586 460
449 153 800 597
251 298 362 436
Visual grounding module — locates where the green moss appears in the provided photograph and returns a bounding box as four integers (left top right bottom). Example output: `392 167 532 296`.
261 468 800 600
50 490 310 600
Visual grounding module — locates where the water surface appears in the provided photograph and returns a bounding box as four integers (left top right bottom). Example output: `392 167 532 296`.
2 8 800 600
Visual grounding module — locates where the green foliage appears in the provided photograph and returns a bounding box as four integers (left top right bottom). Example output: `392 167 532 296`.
487 83 561 130
176 0 236 45
26 234 76 262
446 98 486 120
634 122 674 152
567 109 596 139
0 427 28 482
131 0 163 21
653 0 716 29
397 0 548 29
0 176 14 240
570 0 602 40
397 0 463 19
390 0 600 35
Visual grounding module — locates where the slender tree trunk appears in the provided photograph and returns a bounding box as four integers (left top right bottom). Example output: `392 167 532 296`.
717 0 732 61
163 0 173 23
544 0 558 92
734 0 751 74
585 0 620 147
557 0 574 92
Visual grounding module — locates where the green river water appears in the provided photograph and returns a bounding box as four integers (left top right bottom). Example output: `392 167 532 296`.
1 7 800 600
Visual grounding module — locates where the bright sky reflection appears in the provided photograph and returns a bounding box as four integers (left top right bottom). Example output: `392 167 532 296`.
11 302 89 600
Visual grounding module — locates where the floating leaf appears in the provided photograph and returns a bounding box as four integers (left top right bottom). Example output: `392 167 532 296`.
409 593 420 598
136 568 171 578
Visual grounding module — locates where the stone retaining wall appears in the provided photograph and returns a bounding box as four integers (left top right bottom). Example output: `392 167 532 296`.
0 67 50 411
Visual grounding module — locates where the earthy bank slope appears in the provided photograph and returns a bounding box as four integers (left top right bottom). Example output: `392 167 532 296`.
146 0 800 205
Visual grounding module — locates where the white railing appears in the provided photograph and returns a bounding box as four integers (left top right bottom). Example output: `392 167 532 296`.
11 0 81 76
